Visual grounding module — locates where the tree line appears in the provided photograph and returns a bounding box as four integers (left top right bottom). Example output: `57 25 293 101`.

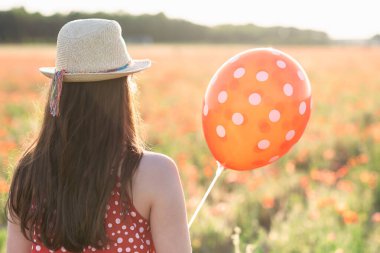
0 7 332 44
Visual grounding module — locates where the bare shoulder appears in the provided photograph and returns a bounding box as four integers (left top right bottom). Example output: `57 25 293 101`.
137 151 191 252
139 150 178 175
132 150 181 204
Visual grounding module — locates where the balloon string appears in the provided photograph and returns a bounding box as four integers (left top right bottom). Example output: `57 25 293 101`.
188 161 225 228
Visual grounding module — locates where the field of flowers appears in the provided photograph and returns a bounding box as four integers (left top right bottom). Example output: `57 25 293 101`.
0 44 379 253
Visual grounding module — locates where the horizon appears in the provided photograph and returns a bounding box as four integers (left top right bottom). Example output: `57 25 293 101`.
1 0 379 41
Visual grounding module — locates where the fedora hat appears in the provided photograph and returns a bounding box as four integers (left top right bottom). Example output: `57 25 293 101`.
40 18 151 81
39 18 151 117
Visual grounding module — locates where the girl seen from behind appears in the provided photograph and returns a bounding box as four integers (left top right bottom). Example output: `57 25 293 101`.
5 19 192 253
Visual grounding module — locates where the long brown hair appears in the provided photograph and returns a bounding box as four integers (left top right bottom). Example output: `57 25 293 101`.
5 76 145 252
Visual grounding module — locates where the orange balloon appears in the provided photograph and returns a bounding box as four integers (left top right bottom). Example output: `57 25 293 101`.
202 48 312 171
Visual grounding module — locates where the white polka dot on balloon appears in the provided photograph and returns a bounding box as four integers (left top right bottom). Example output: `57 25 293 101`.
299 101 307 115
146 240 151 245
218 91 228 103
108 223 112 228
233 67 245 78
126 247 131 252
203 104 208 116
276 60 286 69
248 93 261 105
216 125 226 138
139 227 144 233
115 218 120 224
297 69 305 80
283 83 293 96
117 247 122 253
36 245 41 251
117 237 123 243
130 211 136 217
269 110 281 122
258 140 270 150
128 238 134 243
256 71 269 82
232 113 244 125
286 130 296 141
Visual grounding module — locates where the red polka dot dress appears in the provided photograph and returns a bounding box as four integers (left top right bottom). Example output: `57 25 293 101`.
31 176 156 253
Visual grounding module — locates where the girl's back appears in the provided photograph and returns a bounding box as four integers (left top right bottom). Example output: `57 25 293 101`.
29 151 190 253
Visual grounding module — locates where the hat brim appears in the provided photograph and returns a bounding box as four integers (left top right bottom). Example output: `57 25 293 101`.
39 59 151 82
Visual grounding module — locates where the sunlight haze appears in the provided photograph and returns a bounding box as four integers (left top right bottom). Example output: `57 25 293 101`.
0 0 379 40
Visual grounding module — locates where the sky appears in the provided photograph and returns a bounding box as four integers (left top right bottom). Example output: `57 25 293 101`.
1 0 379 40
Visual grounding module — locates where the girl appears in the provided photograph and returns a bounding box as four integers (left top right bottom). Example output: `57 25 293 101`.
5 19 192 253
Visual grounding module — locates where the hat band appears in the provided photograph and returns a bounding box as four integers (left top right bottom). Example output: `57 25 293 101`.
49 62 130 117
104 63 130 73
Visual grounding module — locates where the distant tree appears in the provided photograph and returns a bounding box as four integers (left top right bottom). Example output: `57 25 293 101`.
369 34 380 45
0 8 331 44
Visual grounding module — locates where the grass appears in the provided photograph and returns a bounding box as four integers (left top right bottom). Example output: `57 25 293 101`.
0 228 6 253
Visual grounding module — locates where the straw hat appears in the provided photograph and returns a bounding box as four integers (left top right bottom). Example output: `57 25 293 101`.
40 18 151 81
39 19 151 117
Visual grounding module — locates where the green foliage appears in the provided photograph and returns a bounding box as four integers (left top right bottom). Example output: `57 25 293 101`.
0 227 6 253
369 34 380 45
3 103 33 144
0 7 331 44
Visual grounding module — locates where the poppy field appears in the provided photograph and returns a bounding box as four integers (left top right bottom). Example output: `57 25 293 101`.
0 44 379 253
